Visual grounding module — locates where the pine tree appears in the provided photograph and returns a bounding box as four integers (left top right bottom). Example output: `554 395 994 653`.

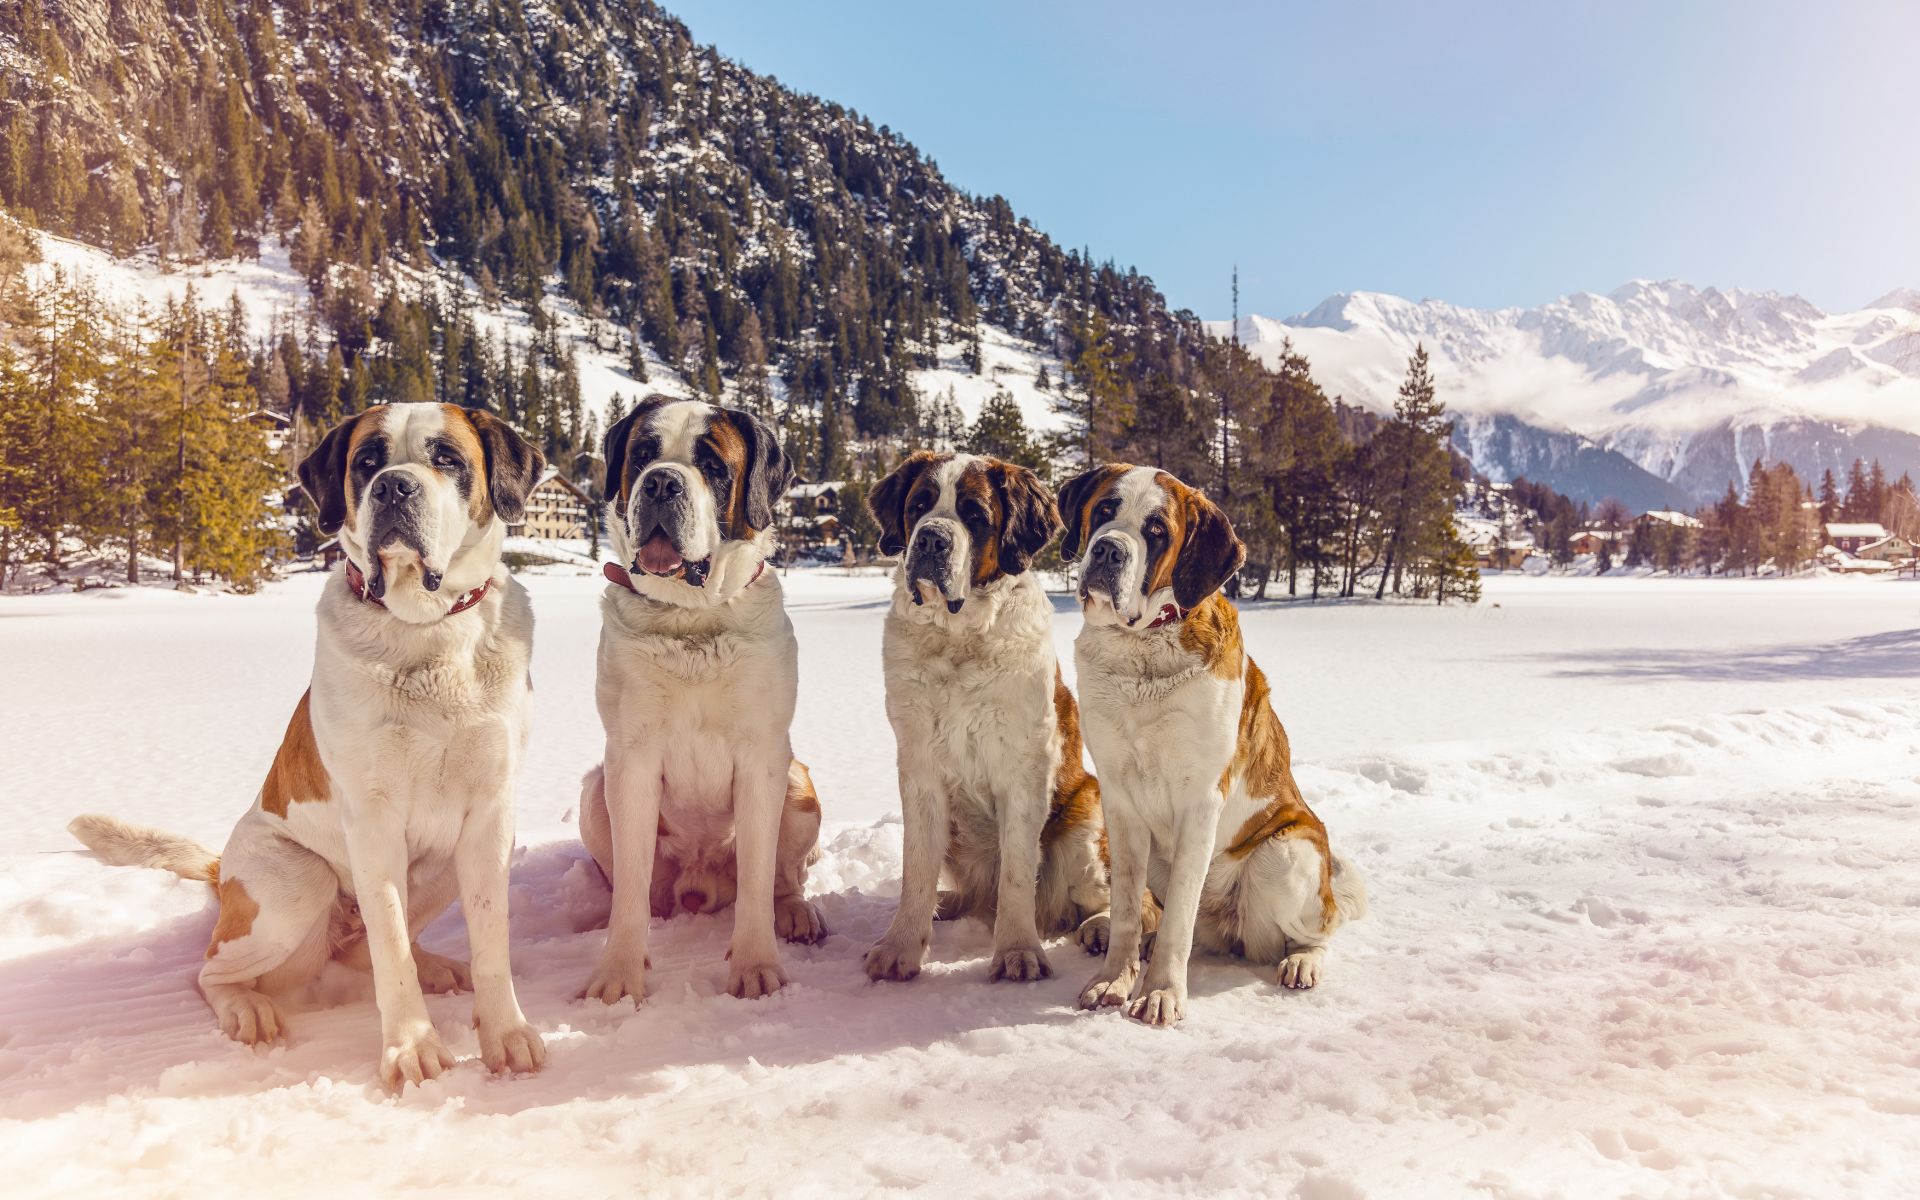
964 389 1043 472
1372 345 1455 598
1056 314 1132 467
1818 468 1840 523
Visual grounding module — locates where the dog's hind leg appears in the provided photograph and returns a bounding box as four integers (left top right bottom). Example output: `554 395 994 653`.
773 760 826 944
333 864 471 993
1037 822 1111 951
198 815 339 1045
1234 838 1353 991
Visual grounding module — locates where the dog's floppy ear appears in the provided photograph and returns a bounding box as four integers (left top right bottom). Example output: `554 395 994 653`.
988 460 1061 576
1172 489 1246 610
297 414 360 536
1055 463 1125 562
466 410 546 524
602 394 673 509
869 451 940 557
718 407 795 536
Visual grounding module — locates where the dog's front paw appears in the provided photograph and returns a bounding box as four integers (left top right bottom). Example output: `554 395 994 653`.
380 1022 455 1090
413 948 471 994
213 988 284 1045
728 956 789 999
476 1018 547 1075
987 943 1053 983
579 953 650 1006
864 935 927 982
1126 985 1187 1027
775 895 827 944
1073 913 1111 956
1278 947 1326 990
1077 964 1138 1010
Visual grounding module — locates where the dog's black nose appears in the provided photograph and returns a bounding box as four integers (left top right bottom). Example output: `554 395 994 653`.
370 473 418 504
913 525 951 556
641 471 685 501
1089 537 1127 567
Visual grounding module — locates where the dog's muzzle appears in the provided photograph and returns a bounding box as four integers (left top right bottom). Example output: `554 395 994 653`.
906 520 965 614
1078 535 1132 613
628 467 710 586
366 469 439 597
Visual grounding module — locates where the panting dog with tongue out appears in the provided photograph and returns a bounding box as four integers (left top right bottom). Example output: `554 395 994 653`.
579 395 827 1007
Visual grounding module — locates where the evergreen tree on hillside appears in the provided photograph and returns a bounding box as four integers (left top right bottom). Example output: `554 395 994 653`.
1817 467 1839 524
1057 314 1133 468
964 389 1044 474
1371 345 1455 599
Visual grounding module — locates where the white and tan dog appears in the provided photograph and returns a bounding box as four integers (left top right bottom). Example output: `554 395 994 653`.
578 396 822 1008
1061 464 1367 1026
863 451 1116 985
71 401 549 1087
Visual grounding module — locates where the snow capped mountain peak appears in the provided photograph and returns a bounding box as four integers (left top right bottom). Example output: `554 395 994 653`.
1222 278 1920 507
1868 287 1920 313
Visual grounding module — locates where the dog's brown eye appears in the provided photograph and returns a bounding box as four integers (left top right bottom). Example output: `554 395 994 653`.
433 450 459 469
356 453 378 470
1144 519 1165 538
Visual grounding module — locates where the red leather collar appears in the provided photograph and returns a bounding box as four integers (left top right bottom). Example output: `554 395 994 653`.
603 559 766 595
345 560 492 617
1143 601 1185 630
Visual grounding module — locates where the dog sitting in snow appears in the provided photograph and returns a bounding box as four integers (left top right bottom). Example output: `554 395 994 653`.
1060 463 1367 1025
577 395 824 1008
863 451 1118 984
71 401 548 1088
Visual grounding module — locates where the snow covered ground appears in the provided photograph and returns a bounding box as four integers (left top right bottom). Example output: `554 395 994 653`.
4 572 1919 1197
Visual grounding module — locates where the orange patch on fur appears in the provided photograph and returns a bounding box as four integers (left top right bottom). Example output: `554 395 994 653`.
1219 657 1339 931
206 877 260 958
704 417 752 538
261 690 331 817
786 759 821 816
341 410 384 529
1140 473 1190 595
1177 593 1245 681
1043 666 1100 849
955 466 1007 586
1066 464 1129 556
438 404 493 522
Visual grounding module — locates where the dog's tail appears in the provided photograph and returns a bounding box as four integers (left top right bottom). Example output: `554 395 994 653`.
1329 852 1369 925
68 814 219 884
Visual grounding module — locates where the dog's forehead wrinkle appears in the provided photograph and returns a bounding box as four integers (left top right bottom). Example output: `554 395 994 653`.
1114 467 1167 524
374 401 450 464
648 400 713 461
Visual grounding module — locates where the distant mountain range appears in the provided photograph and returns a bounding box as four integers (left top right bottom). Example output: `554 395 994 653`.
1218 283 1920 508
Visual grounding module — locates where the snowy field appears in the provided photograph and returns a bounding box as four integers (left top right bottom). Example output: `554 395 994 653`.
3 571 1919 1197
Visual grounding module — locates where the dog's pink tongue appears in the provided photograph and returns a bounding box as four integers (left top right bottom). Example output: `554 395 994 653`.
637 530 683 575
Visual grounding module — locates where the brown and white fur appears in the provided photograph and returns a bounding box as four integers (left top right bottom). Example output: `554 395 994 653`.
579 395 822 1008
71 402 549 1087
1061 464 1367 1026
862 451 1114 984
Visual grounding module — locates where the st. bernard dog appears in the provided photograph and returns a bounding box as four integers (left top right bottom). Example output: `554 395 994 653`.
862 451 1114 984
578 395 823 1007
70 401 549 1088
1060 463 1367 1025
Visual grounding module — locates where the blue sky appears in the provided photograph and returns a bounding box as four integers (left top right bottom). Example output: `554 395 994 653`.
663 0 1918 318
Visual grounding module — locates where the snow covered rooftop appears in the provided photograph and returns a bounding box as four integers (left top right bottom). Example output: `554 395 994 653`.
787 482 845 500
1824 522 1888 539
1639 510 1703 528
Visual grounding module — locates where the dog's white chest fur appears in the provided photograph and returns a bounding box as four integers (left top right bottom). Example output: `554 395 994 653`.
882 572 1058 808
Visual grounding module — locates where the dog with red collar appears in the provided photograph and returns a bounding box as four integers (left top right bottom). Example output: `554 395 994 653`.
577 395 825 1009
70 402 549 1088
1059 464 1368 1026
